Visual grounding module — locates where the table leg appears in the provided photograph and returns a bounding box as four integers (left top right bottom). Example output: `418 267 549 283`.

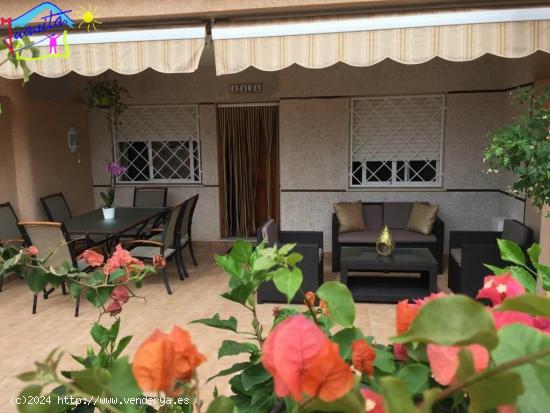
429 266 437 293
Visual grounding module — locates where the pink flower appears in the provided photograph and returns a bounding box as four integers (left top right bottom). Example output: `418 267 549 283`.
107 161 127 177
361 388 385 413
533 317 550 334
111 285 129 304
103 244 143 275
106 299 122 316
152 255 166 269
393 343 408 362
476 274 525 306
25 245 38 256
413 292 449 306
492 311 534 330
498 405 516 413
427 344 489 386
79 249 104 267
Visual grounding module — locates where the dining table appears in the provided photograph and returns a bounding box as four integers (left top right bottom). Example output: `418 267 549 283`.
63 207 168 248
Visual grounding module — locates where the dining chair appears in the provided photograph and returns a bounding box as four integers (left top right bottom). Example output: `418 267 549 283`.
125 203 186 295
134 187 168 207
179 194 199 267
0 202 27 291
18 221 90 316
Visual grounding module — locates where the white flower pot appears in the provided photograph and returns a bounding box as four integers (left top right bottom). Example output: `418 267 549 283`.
102 207 115 220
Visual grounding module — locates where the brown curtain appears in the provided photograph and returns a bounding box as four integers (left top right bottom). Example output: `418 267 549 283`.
218 105 278 237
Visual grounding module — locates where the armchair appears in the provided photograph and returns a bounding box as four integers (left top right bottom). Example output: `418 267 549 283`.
448 219 533 298
256 220 324 304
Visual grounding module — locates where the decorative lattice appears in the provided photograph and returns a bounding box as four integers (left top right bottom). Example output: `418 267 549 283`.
115 105 201 183
350 95 444 187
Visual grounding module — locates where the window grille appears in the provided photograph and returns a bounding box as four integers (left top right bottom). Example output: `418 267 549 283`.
114 105 201 183
350 95 444 187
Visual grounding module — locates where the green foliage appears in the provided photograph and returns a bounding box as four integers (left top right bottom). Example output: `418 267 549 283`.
316 281 356 328
484 86 550 210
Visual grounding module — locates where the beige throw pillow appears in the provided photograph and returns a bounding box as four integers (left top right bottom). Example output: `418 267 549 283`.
334 201 367 233
406 202 439 235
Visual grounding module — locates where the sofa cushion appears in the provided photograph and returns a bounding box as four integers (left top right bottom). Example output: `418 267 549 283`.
450 248 462 266
383 202 413 228
390 229 437 243
363 204 383 231
261 219 279 244
502 220 529 245
334 201 367 233
406 202 439 235
338 230 379 243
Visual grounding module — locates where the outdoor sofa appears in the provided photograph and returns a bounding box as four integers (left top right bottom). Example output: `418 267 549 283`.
332 202 444 273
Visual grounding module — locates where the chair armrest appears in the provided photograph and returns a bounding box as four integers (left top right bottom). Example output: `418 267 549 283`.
433 217 444 241
449 231 501 250
279 231 323 250
461 243 503 276
124 240 163 248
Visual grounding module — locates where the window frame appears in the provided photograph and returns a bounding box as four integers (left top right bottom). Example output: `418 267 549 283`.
349 94 445 188
113 104 202 185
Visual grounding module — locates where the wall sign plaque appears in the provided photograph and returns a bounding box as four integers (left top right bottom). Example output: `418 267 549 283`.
230 83 262 94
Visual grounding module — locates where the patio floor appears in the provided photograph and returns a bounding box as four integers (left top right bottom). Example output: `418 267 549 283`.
0 244 448 411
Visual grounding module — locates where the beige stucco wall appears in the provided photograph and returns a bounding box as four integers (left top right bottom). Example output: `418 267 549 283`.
0 78 94 221
0 96 19 212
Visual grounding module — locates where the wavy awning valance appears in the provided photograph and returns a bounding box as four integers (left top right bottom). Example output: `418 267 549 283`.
0 27 206 79
212 7 550 75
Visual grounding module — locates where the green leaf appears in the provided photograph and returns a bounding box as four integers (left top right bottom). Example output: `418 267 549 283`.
301 386 365 413
221 284 254 306
230 240 253 264
538 264 550 291
207 362 250 382
498 294 550 317
108 357 142 399
484 263 509 275
498 238 526 266
215 255 244 279
86 287 112 307
492 324 550 413
278 243 296 256
108 268 126 283
73 367 111 396
68 281 81 299
91 323 111 348
191 313 238 332
316 281 356 328
379 376 415 413
393 295 498 349
286 252 303 266
527 243 541 268
332 327 364 361
26 268 48 293
218 340 259 358
241 364 271 391
112 336 132 359
16 385 53 413
396 363 430 395
252 255 276 272
206 396 236 413
374 347 396 373
272 267 303 303
509 266 536 292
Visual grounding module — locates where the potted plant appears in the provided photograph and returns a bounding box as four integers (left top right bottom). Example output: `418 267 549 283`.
84 78 128 136
100 161 126 219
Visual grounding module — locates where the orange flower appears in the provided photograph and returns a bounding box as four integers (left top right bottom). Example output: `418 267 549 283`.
395 300 420 334
427 343 489 386
152 255 166 269
262 315 353 403
79 249 104 267
25 245 38 257
132 326 205 394
304 291 316 307
351 339 376 375
320 300 330 316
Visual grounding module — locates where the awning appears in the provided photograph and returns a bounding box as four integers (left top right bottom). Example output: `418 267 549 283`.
0 26 206 79
212 7 550 75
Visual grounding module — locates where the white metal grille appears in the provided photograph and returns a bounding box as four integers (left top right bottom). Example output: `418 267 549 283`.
115 105 201 183
350 95 444 187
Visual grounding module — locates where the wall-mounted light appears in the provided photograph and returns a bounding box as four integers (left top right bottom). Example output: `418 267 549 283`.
67 126 81 164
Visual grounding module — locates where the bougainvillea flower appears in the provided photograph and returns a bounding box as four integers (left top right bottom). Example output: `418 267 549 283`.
498 405 516 413
25 245 38 257
106 299 122 316
152 254 166 269
79 249 104 267
103 244 144 275
351 339 376 375
476 274 525 306
396 300 420 334
320 300 330 316
133 326 204 394
111 285 130 304
361 388 385 413
427 343 489 386
169 326 206 381
533 317 550 334
393 343 408 362
414 292 449 306
304 291 316 307
262 315 353 402
492 310 534 330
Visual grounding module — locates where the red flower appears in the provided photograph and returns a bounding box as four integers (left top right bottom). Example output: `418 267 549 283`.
492 310 534 330
393 343 408 361
262 315 353 403
319 300 330 316
427 343 489 386
152 255 166 269
111 285 130 304
361 388 385 413
106 299 122 316
79 249 104 267
25 245 38 257
304 291 316 307
272 306 281 317
351 339 376 375
476 274 525 306
396 300 420 334
103 244 144 275
534 317 550 334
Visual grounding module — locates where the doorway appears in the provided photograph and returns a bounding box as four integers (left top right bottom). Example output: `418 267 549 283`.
217 104 279 238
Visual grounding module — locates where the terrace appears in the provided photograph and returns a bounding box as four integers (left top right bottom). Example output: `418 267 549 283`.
0 1 549 413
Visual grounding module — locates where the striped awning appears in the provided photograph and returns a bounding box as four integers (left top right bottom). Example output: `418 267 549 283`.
212 7 550 75
0 27 206 79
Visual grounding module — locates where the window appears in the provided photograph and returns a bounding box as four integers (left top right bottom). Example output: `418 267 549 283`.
115 105 201 183
350 95 444 187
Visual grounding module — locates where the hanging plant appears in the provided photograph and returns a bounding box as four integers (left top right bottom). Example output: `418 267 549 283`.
84 78 128 136
484 86 550 212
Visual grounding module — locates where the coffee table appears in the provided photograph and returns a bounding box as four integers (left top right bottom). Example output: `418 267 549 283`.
340 247 438 302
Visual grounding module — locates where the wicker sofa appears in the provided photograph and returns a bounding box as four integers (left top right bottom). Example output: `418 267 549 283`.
332 202 444 273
